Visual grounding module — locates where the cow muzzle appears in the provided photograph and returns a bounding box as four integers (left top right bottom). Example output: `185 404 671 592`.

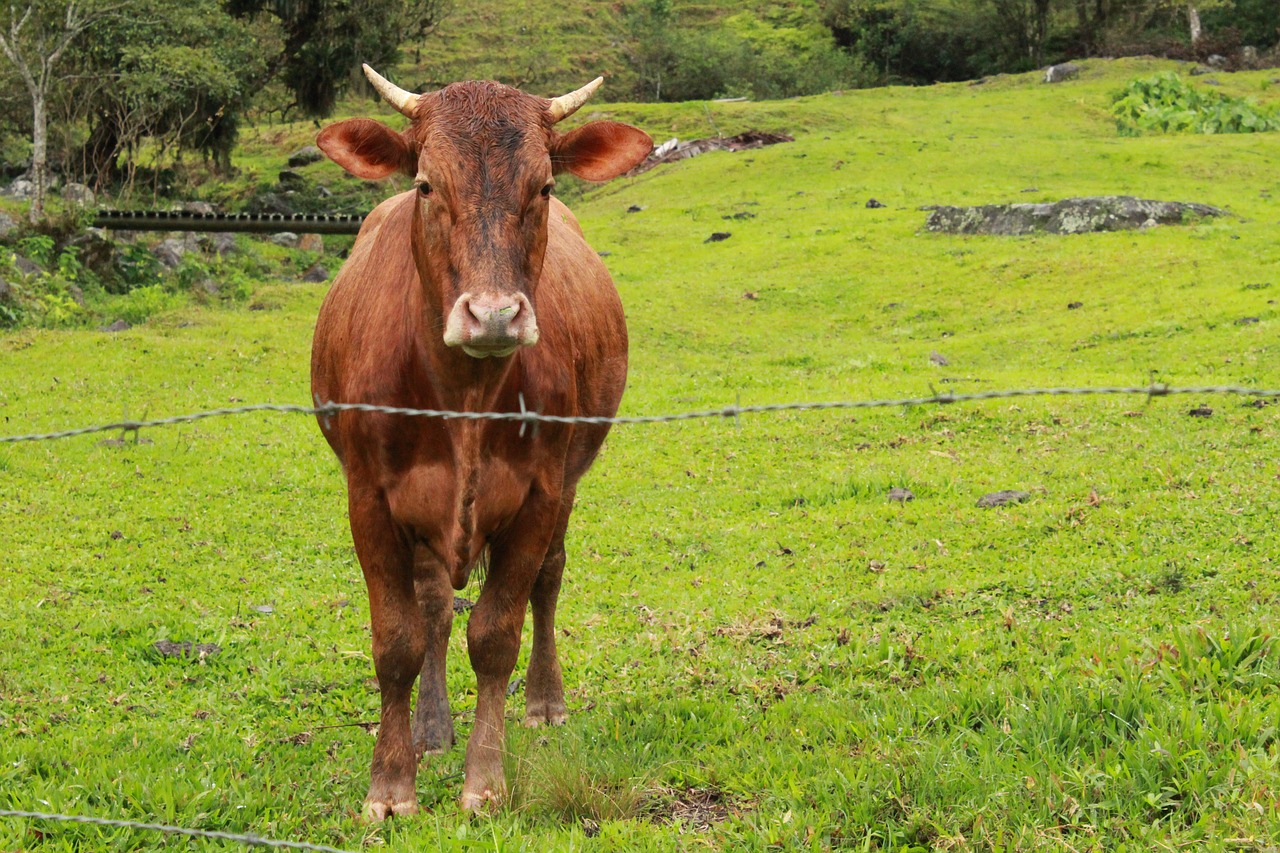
442 292 539 358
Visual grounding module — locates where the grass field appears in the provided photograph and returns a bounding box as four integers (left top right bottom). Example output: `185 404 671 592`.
2 58 1280 850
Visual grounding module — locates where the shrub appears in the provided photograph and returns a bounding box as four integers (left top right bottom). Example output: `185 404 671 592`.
1111 72 1280 135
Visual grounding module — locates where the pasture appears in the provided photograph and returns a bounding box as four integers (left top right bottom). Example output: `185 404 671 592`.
3 58 1280 850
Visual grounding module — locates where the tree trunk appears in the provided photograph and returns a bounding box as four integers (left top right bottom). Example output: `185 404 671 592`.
1188 4 1202 44
29 91 47 224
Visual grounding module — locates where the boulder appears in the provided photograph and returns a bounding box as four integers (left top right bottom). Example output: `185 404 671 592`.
176 201 217 215
301 262 330 282
0 278 11 302
298 233 324 254
270 232 300 248
287 146 324 168
202 232 238 257
5 179 34 199
65 228 116 277
153 237 187 269
100 318 131 332
14 255 42 276
924 197 1226 236
60 182 96 206
0 211 15 238
278 169 306 187
1044 62 1080 83
246 192 294 216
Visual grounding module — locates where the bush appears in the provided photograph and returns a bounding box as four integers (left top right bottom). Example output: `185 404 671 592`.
1111 72 1280 135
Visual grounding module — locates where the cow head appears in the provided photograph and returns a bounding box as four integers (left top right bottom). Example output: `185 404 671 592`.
316 67 652 359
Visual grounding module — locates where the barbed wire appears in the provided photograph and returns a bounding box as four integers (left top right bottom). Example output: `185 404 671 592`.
0 384 1276 445
0 808 358 853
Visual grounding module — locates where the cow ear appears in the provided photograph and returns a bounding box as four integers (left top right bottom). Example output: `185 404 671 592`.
317 119 416 180
551 121 653 182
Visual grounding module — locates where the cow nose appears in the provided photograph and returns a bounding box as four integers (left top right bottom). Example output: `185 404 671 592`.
443 291 539 357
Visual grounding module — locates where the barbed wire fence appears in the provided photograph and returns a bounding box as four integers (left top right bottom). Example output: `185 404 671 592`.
2 384 1278 445
2 381 1278 850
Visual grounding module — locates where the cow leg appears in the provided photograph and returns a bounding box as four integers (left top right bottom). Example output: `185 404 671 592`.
349 486 425 821
523 495 574 728
459 494 560 811
412 545 455 756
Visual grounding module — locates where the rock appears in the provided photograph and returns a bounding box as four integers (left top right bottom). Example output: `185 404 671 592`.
67 285 85 306
1242 46 1259 67
5 178 34 199
866 198 885 209
1067 301 1083 309
1206 54 1226 68
60 182 95 206
316 185 333 198
65 229 116 278
246 192 293 216
704 232 731 243
1139 217 1159 230
14 255 42 275
977 490 1031 508
152 640 221 659
1188 406 1213 417
1189 65 1214 76
176 201 217 215
0 211 15 238
270 232 300 248
287 145 324 168
197 278 220 296
0 278 11 302
101 318 131 332
929 350 949 366
278 169 305 187
924 197 1227 236
204 232 237 257
888 487 914 502
153 238 187 269
301 263 330 282
298 233 324 254
1044 62 1080 83
626 204 644 213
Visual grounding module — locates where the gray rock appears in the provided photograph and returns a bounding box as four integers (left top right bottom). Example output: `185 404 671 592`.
153 238 187 269
5 179 34 199
1207 54 1226 68
201 232 237 257
287 145 324 168
197 278 220 296
929 350 950 366
176 201 217 215
301 263 329 282
0 278 11 302
316 185 333 198
924 197 1226 236
67 285 86 307
101 319 132 332
1242 46 1259 67
270 232 300 248
278 169 305 187
1044 62 1080 83
0 211 15 238
866 198 885 208
888 487 914 502
65 229 116 277
977 490 1031 508
246 192 293 216
14 255 41 275
60 182 95 206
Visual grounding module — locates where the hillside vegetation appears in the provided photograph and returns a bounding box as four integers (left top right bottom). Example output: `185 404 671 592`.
2 59 1280 851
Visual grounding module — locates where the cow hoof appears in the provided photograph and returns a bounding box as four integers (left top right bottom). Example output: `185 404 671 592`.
361 796 419 822
522 710 567 728
459 788 501 813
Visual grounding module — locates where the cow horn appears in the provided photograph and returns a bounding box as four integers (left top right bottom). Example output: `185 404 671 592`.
363 64 419 118
547 77 604 122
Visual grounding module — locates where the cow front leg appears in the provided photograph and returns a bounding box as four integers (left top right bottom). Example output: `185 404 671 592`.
459 496 560 811
412 545 455 756
349 488 425 821
524 499 573 727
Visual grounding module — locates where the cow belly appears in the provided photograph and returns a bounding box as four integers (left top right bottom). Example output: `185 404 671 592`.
385 457 533 587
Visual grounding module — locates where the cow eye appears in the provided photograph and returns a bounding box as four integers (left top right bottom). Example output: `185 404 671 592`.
540 183 553 198
417 182 432 197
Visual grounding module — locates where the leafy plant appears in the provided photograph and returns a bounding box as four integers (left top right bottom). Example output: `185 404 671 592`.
1111 72 1280 135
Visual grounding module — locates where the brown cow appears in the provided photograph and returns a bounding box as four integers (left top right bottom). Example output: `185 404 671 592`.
310 66 651 819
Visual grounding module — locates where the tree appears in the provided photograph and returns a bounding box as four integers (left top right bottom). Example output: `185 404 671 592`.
225 0 450 117
0 1 117 222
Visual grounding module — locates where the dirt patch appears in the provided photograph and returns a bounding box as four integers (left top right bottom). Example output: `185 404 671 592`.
628 131 793 176
645 785 744 830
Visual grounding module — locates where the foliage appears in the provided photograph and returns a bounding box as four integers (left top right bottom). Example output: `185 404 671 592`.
1112 71 1280 133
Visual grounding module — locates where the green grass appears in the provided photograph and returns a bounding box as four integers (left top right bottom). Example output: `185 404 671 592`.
2 58 1280 851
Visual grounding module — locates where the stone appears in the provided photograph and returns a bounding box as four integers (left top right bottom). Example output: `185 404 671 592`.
287 145 324 168
704 232 731 243
101 318 131 332
298 233 324 254
977 490 1031 508
929 350 949 366
278 169 305 187
246 192 293 216
65 229 117 278
14 255 42 276
1189 65 1213 76
5 179 34 199
1206 54 1226 68
153 238 187 269
67 285 86 307
202 232 237 257
316 185 333 198
301 262 330 282
1044 62 1080 83
1242 46 1259 67
270 232 300 248
0 278 11 302
176 201 216 215
60 182 95 206
924 197 1226 236
888 487 914 502
0 211 15 238
866 198 885 208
